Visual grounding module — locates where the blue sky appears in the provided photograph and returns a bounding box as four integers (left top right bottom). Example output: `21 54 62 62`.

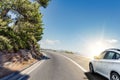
40 0 120 54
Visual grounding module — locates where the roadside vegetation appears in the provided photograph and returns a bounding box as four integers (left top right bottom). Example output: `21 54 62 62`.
65 51 74 54
0 0 50 78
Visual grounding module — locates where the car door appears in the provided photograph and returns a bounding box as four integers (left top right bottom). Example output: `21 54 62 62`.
93 51 106 73
99 51 116 76
103 52 120 76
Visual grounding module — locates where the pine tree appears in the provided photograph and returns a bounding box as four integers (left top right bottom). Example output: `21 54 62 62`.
0 0 50 57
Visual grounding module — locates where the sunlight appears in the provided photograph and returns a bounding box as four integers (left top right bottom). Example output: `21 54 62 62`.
88 40 110 58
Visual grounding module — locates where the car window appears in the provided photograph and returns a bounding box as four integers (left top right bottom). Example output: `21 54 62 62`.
103 51 115 59
98 51 106 59
115 53 120 59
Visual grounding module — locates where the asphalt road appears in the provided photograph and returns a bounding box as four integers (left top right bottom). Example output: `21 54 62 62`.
20 50 108 80
28 51 87 80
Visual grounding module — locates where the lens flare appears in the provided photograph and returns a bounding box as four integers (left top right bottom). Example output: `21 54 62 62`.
88 40 111 58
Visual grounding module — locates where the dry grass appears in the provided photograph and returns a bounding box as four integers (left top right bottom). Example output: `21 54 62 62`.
0 59 37 78
4 59 37 71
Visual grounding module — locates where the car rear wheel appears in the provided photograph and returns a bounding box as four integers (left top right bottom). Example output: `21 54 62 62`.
110 72 120 80
89 63 94 73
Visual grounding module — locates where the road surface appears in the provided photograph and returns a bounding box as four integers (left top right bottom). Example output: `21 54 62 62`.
20 50 107 80
27 51 87 80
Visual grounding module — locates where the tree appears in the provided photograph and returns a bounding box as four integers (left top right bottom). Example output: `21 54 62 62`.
34 0 50 8
0 0 50 57
0 35 13 51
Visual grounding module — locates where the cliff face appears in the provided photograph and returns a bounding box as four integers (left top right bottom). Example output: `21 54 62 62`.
0 49 43 78
0 49 43 67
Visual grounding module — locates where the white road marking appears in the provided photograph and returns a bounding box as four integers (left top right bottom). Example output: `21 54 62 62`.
27 60 45 74
18 52 87 80
18 60 45 80
60 54 87 72
18 53 48 80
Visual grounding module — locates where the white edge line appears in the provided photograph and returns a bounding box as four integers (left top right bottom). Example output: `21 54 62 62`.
27 60 45 74
61 54 87 72
17 53 47 80
17 60 45 80
18 52 87 80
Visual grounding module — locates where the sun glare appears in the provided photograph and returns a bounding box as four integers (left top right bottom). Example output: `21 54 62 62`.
88 40 110 58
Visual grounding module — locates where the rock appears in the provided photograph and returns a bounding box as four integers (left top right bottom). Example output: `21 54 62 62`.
27 52 33 59
12 57 18 62
4 62 12 66
19 50 29 61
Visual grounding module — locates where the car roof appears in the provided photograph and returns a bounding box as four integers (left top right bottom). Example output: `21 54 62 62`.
105 48 120 54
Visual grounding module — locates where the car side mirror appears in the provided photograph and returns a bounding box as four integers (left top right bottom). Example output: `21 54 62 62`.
94 56 100 59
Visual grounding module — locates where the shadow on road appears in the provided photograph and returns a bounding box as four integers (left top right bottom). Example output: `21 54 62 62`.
0 67 30 80
84 72 108 80
0 55 50 80
41 55 50 60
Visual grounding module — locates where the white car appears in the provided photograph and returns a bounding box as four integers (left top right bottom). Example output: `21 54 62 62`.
89 48 120 80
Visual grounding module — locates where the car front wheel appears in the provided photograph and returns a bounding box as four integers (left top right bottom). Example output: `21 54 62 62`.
110 72 120 80
89 63 94 73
